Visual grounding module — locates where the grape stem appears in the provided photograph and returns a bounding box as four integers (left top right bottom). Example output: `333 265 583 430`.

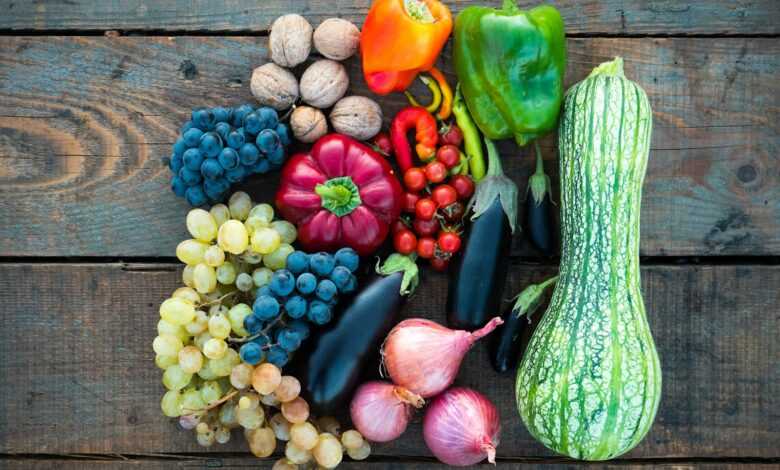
182 389 239 416
228 315 285 344
197 291 238 308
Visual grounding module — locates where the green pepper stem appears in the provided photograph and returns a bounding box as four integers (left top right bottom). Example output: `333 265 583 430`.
484 138 504 178
502 0 521 14
534 141 545 176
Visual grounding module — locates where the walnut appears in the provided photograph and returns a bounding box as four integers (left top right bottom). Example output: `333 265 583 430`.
299 60 349 109
313 18 360 61
290 106 328 143
250 63 299 111
269 14 313 67
330 96 383 141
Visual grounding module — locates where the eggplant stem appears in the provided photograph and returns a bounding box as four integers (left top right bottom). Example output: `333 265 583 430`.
534 141 545 176
484 138 504 178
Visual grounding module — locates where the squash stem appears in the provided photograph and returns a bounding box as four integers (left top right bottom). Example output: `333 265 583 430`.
484 138 504 178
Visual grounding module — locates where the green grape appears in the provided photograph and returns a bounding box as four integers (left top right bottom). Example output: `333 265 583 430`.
215 426 231 444
252 267 274 288
210 203 231 227
341 430 364 450
209 348 240 377
197 359 219 380
163 365 192 391
244 216 269 236
249 203 274 224
203 338 228 360
194 332 212 351
290 422 319 450
185 310 208 335
269 412 292 441
281 397 309 424
237 404 265 429
155 354 178 370
271 220 297 244
208 313 232 340
251 228 281 255
160 297 196 326
161 390 183 417
209 304 228 316
227 303 252 336
241 251 263 265
176 239 209 265
200 381 222 406
272 459 298 470
181 387 207 414
193 263 217 294
172 286 201 305
230 363 254 390
261 392 281 407
219 401 238 427
182 265 195 287
178 345 204 374
216 261 237 285
203 245 225 267
235 273 254 292
228 192 252 221
263 243 294 270
238 393 260 410
346 440 371 460
153 334 183 356
186 208 218 242
285 440 312 464
312 433 343 469
218 220 249 255
158 319 189 343
252 363 282 395
247 427 276 458
197 431 216 447
275 376 301 403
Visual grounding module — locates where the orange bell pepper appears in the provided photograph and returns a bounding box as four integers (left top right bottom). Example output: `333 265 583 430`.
361 0 453 96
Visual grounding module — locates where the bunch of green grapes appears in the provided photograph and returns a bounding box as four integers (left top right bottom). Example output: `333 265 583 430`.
177 191 297 296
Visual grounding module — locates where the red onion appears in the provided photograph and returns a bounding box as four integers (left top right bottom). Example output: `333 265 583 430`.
423 387 500 466
382 317 503 397
349 380 424 442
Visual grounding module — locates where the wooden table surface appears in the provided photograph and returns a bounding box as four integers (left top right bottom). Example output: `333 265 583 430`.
0 1 778 469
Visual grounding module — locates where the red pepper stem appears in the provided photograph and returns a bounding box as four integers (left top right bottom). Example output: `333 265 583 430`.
484 138 504 178
315 176 362 217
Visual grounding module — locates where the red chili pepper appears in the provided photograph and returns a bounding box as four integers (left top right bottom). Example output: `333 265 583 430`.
275 134 402 256
390 106 439 173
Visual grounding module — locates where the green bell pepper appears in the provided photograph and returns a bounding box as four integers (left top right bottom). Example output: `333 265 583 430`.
453 1 566 146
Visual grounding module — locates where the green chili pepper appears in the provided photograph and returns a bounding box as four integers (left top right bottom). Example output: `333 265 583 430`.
452 85 486 181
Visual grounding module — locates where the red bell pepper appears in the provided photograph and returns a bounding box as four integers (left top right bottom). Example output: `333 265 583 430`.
390 106 439 173
275 134 403 256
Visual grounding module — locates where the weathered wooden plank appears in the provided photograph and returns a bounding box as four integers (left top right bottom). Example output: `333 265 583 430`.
2 457 772 469
0 263 777 458
0 0 777 35
0 37 777 257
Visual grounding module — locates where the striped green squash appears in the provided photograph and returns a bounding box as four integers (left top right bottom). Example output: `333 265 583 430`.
516 57 661 460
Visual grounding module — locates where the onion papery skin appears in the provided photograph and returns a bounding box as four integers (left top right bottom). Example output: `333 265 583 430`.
423 387 501 466
382 317 503 397
349 380 421 443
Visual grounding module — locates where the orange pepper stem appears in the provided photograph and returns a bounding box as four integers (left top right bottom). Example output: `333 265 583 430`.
404 75 442 113
429 67 452 120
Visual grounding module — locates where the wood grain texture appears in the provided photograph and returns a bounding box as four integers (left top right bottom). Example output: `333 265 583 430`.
0 263 777 458
0 36 777 257
0 0 777 35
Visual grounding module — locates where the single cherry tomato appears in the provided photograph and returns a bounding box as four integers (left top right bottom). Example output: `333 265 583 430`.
401 191 420 213
415 198 437 221
391 219 408 234
450 174 475 200
431 184 458 207
403 167 427 192
417 237 436 259
413 217 439 237
372 132 393 156
438 231 462 253
393 229 418 255
430 255 450 272
424 161 447 184
439 123 464 147
435 145 461 169
442 201 465 223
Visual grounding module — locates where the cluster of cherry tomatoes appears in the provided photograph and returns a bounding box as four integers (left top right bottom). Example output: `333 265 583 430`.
391 125 475 271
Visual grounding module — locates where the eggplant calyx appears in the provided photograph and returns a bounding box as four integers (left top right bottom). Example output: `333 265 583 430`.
376 253 419 296
511 275 559 321
468 137 519 232
529 141 552 205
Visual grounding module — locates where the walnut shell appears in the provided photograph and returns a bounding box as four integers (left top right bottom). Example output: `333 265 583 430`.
250 63 299 111
330 96 383 141
313 18 360 61
299 60 349 109
291 106 328 143
269 14 313 67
